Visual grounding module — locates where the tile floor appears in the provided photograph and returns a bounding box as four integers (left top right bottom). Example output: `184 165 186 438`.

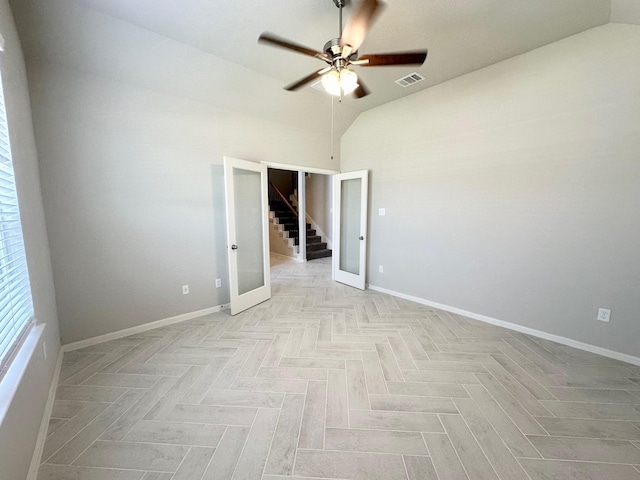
37 255 640 479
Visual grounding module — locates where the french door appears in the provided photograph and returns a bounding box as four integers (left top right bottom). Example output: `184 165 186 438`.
333 170 368 290
223 157 271 315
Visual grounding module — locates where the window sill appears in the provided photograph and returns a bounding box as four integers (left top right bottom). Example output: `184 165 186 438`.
0 323 45 425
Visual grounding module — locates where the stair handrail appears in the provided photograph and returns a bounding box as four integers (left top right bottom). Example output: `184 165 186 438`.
269 181 298 218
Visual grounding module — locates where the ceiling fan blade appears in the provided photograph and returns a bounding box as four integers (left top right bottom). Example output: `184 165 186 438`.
340 0 385 53
358 51 428 67
284 68 330 91
259 33 328 61
352 80 370 99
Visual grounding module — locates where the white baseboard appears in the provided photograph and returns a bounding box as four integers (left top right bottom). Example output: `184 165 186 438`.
27 347 63 480
367 284 640 367
62 305 229 352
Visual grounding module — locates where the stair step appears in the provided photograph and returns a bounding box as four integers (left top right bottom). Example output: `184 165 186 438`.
306 242 327 251
286 230 316 237
290 233 324 246
285 232 322 243
270 203 325 250
270 197 331 257
307 249 332 260
273 212 296 220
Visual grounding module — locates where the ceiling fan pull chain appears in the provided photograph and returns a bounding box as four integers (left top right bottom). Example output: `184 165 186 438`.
331 96 334 161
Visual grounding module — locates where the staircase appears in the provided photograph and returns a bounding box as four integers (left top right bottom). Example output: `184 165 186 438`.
269 199 332 261
306 227 332 260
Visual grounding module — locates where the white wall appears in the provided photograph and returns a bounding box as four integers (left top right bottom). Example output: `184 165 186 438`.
8 0 358 160
27 62 337 344
342 24 640 358
0 1 61 478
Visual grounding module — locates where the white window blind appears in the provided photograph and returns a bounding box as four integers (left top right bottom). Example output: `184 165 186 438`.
0 73 35 378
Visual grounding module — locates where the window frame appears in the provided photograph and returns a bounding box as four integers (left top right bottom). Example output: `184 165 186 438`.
0 68 36 381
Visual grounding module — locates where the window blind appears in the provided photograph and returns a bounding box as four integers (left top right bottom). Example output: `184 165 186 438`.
0 73 35 378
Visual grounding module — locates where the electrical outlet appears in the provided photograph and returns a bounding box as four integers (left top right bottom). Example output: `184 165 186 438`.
379 265 384 273
215 278 222 288
42 342 47 360
182 285 189 295
379 208 386 216
597 308 610 322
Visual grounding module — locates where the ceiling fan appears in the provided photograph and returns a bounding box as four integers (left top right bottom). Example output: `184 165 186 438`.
258 0 428 99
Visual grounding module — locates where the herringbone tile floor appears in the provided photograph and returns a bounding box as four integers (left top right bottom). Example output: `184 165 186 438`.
38 255 640 479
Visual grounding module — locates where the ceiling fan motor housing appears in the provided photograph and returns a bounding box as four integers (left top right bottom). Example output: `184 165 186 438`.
324 38 342 57
324 38 357 66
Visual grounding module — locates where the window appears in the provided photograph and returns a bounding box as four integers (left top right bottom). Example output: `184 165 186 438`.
0 72 35 379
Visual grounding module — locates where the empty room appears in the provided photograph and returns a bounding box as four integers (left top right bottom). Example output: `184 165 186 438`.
1 0 639 479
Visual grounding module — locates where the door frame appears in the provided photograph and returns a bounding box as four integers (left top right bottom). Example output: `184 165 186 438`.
261 162 338 262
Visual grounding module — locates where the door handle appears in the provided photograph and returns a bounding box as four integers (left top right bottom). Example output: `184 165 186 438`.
231 244 238 250
359 236 364 240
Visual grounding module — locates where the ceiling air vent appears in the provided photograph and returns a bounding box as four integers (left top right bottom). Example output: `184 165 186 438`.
395 72 425 88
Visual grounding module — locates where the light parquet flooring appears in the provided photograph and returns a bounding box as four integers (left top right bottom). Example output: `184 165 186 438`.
39 256 640 479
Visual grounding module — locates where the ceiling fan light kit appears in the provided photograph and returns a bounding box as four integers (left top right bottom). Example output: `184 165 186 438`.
258 0 428 99
322 68 359 96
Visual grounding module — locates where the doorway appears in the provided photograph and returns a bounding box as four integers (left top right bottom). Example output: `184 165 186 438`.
224 160 367 315
265 166 334 263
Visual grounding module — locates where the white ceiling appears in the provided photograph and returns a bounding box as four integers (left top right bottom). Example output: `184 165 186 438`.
10 0 633 133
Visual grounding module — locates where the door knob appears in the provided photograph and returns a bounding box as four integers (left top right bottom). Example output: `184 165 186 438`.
359 236 364 240
231 244 238 250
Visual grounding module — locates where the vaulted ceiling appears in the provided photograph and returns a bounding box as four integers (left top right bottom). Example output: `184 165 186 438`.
9 0 638 134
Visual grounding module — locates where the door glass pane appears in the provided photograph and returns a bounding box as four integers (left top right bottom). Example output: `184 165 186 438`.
233 167 265 295
339 178 361 275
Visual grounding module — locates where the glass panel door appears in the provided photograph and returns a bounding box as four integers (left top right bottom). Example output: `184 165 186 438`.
224 157 271 314
233 168 265 295
333 170 368 290
339 178 362 275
